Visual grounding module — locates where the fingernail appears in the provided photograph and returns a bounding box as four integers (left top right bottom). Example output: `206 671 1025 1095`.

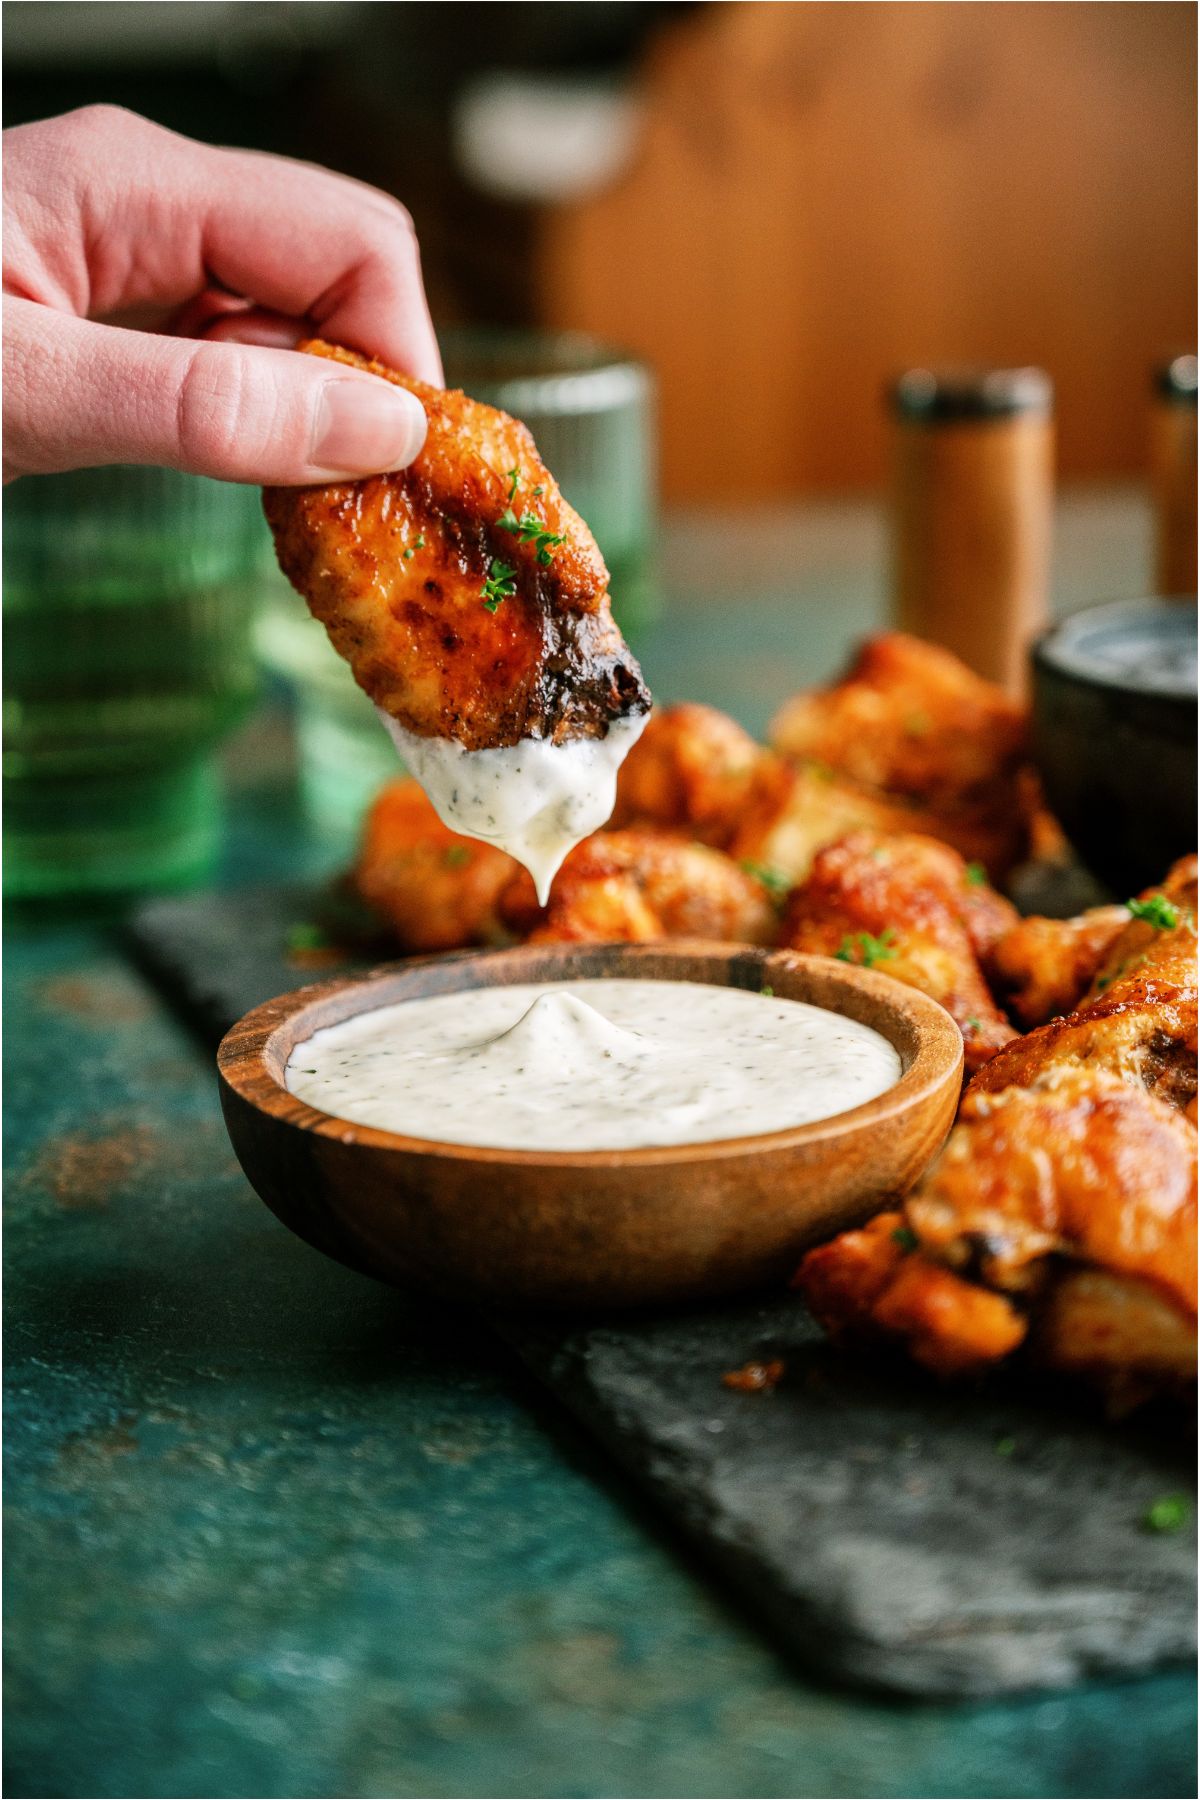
311 379 427 474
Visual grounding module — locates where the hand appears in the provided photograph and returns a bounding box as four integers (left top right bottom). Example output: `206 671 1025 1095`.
3 105 442 485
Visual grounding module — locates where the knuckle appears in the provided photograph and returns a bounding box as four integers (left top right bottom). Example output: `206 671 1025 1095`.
175 341 258 471
55 103 145 145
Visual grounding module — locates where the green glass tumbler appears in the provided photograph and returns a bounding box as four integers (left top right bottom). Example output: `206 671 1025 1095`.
255 327 658 854
3 465 261 898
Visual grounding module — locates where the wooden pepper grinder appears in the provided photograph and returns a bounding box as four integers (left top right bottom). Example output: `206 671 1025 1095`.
1151 354 1197 599
890 367 1054 696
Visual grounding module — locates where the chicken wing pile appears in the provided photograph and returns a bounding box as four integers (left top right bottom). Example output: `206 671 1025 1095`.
354 779 776 952
350 627 1196 1402
264 340 649 749
797 857 1198 1406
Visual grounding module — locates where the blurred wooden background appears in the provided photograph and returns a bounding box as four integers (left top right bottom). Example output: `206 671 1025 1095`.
6 1 1195 503
536 3 1197 498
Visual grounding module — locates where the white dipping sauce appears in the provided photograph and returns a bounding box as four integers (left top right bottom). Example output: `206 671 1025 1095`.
378 710 648 903
286 979 902 1152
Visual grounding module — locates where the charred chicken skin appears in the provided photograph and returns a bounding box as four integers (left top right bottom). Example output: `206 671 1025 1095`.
778 831 1019 1074
264 340 650 750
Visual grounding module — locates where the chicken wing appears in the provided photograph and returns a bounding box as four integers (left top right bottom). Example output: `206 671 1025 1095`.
972 858 1198 1112
769 633 1031 878
354 779 518 952
612 702 975 888
987 906 1131 1029
611 703 784 847
499 830 779 946
778 831 1019 1073
797 1069 1197 1404
264 340 650 751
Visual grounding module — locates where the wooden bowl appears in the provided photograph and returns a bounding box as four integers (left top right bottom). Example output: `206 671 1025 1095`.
217 941 963 1311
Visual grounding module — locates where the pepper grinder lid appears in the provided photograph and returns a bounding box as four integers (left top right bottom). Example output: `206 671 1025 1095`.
890 366 1053 423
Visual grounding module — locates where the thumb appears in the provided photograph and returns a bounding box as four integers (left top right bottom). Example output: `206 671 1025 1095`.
3 298 428 484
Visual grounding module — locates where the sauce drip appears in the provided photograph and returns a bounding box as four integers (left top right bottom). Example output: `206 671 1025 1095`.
378 711 648 903
286 979 902 1152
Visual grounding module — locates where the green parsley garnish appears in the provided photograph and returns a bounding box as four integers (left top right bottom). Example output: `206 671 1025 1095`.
1126 894 1181 931
1142 1494 1190 1533
286 922 330 953
532 484 544 497
402 532 427 561
481 559 517 613
963 1016 982 1032
994 1435 1016 1459
760 984 774 997
891 1225 919 1252
835 928 898 969
443 845 472 868
964 862 987 887
505 466 520 503
740 861 791 899
498 508 566 566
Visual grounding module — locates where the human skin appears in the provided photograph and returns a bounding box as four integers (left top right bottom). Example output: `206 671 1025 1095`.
3 105 443 485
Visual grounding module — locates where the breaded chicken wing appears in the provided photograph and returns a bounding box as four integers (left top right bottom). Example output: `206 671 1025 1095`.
355 779 518 952
779 831 1019 1074
797 1069 1197 1404
499 830 779 946
264 340 650 751
769 634 1031 877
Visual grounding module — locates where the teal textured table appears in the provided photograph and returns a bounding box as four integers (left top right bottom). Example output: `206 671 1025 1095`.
6 493 1195 1799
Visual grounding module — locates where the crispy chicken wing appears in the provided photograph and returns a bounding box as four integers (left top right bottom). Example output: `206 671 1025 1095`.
972 859 1198 1112
769 634 1031 877
611 703 783 847
355 787 777 952
797 1069 1197 1403
779 831 1019 1074
264 340 650 750
612 703 980 888
987 906 1131 1029
499 830 779 946
989 857 1198 1029
354 779 518 952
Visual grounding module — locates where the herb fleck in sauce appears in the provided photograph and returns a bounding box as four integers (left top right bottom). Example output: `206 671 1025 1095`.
377 710 648 903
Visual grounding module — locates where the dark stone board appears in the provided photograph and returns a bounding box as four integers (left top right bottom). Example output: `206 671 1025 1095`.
126 881 1196 1698
499 1301 1195 1698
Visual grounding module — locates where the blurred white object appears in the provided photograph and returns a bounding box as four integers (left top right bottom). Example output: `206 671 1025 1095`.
454 72 642 204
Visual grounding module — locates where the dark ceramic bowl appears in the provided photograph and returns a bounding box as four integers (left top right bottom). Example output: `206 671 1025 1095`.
1032 599 1197 894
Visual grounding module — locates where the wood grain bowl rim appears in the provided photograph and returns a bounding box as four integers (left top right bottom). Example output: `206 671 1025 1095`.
216 941 964 1169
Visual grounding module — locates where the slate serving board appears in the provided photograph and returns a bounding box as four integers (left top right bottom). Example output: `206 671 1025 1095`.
126 882 1197 1699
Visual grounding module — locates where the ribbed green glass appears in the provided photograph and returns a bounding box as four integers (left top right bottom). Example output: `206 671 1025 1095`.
4 465 261 897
